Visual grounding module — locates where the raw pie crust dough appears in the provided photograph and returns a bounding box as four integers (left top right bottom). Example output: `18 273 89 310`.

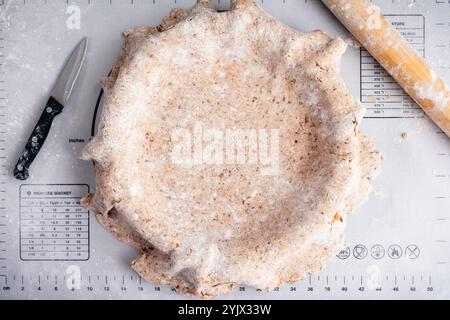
82 0 381 298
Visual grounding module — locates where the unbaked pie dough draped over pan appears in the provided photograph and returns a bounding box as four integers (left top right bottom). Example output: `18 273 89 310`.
81 0 381 298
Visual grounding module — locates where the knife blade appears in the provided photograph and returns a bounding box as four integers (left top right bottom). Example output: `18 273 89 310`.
13 37 88 180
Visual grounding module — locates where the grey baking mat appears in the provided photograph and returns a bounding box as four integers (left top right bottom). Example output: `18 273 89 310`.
0 0 449 299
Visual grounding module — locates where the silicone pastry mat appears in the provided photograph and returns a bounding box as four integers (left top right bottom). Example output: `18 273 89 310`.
0 0 449 299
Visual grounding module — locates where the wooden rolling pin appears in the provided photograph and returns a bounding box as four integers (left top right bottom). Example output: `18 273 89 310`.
322 0 450 137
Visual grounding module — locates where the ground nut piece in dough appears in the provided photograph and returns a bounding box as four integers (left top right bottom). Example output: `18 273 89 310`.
81 0 381 298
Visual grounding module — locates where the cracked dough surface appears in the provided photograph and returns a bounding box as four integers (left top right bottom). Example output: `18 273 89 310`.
81 0 381 298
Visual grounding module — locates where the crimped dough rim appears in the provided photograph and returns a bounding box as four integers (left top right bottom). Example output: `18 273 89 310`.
81 0 381 298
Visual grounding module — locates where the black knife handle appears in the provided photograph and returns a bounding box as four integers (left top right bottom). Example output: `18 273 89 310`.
14 96 64 180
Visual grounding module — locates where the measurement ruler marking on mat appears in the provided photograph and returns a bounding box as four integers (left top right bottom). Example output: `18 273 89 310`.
0 17 7 276
10 0 298 8
0 272 436 296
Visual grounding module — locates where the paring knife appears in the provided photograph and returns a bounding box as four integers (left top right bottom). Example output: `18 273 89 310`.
14 37 88 180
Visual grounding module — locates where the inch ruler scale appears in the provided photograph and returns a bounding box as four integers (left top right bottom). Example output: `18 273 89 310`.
0 14 8 283
0 0 449 299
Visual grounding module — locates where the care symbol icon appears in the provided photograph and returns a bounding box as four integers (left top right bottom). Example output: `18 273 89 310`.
353 244 368 259
370 244 385 259
405 245 420 259
336 246 351 260
388 245 403 259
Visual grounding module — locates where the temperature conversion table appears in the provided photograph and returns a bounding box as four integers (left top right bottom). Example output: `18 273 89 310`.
361 15 425 118
19 185 89 261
